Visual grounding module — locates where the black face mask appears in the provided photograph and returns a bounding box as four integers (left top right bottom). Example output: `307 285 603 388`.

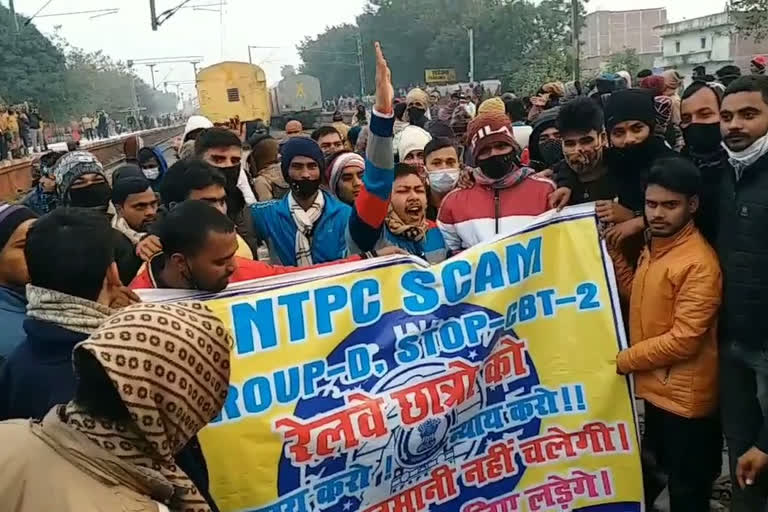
683 122 722 154
408 107 427 128
216 164 241 191
539 138 564 166
290 178 322 200
478 151 519 180
69 182 111 208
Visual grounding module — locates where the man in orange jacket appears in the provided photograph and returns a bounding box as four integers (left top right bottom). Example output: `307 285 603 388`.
611 157 722 511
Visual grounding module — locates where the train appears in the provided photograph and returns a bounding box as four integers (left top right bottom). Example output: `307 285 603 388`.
269 73 323 129
196 61 271 129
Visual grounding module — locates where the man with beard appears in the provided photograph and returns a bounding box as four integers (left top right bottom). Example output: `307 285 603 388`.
552 97 617 206
602 88 675 248
347 43 446 263
194 127 258 256
716 75 768 511
251 137 351 266
680 81 726 243
438 110 554 253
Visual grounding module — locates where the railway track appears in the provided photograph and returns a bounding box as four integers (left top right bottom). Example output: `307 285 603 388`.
0 125 184 201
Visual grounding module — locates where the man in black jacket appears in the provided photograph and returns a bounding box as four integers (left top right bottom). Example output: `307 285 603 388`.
717 75 768 511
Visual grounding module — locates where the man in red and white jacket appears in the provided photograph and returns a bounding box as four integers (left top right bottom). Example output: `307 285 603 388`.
437 111 554 253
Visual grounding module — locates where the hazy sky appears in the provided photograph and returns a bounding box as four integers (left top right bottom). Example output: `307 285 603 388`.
11 0 728 98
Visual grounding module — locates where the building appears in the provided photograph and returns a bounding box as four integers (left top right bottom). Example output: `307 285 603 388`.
654 12 768 81
581 8 667 74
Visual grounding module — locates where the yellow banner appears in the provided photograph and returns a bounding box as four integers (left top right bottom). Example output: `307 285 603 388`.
143 205 643 512
425 68 457 84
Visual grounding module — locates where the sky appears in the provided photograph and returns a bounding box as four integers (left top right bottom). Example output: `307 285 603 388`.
10 0 729 99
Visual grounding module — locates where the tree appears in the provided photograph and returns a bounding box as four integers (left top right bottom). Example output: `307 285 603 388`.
605 48 641 79
281 65 297 78
0 5 177 124
298 0 584 99
729 0 768 42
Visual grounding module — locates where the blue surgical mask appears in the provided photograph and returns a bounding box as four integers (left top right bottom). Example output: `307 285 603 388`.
429 168 460 194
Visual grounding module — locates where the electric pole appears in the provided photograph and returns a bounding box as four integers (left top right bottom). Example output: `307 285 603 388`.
9 0 18 34
571 0 581 82
149 0 158 31
356 31 365 97
468 28 475 83
148 64 157 89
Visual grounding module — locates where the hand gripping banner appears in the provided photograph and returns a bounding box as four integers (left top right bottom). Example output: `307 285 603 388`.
139 204 644 512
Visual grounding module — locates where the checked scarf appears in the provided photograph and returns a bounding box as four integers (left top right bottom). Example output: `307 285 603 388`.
289 191 324 267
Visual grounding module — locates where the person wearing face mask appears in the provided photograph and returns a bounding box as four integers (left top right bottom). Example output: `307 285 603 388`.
52 151 141 284
424 137 461 220
194 127 259 256
715 76 768 511
405 87 430 129
528 107 563 174
136 146 168 191
438 111 554 253
345 43 446 262
602 88 676 248
251 136 351 266
680 81 726 243
130 200 369 291
550 98 616 207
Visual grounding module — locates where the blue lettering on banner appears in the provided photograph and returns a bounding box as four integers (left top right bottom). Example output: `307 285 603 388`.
401 237 544 315
393 312 491 364
504 282 603 327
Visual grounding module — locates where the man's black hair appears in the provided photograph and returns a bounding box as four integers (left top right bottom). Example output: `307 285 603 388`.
637 69 653 79
311 125 341 142
159 200 235 258
681 81 723 105
646 157 702 197
112 177 152 205
556 97 605 136
193 127 242 156
394 162 425 181
159 159 227 207
504 97 526 122
724 75 768 106
25 208 114 301
424 137 457 159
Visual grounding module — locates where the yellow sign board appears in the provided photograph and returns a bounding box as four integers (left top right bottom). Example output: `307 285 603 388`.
425 68 457 84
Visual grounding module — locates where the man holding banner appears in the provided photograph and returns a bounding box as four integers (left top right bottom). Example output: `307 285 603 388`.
611 157 722 511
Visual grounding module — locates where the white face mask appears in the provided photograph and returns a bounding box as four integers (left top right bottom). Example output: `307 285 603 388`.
142 167 160 180
429 168 460 194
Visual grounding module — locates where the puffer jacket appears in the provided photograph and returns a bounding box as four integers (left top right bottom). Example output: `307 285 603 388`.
613 221 721 418
0 408 173 512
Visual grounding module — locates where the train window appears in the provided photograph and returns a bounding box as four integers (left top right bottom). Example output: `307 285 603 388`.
227 88 240 102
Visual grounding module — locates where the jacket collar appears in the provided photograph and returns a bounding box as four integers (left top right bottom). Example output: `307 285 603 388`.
0 285 26 313
35 407 174 503
647 220 697 259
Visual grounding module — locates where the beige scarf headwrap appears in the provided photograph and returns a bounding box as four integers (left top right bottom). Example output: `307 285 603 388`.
62 301 232 512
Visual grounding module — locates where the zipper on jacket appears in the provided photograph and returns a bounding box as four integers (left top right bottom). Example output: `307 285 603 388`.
494 188 500 235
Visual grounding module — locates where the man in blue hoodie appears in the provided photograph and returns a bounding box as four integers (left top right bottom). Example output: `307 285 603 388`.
0 203 37 366
251 136 352 266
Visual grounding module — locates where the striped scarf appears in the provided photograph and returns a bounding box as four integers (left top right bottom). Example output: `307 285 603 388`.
289 191 324 267
62 302 232 512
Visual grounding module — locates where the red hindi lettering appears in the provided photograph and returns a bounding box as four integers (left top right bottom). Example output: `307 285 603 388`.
483 338 529 385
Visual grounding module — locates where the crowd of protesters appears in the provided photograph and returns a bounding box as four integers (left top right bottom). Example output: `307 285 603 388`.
0 42 768 511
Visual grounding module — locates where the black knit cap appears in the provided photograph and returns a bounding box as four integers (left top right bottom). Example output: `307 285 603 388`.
0 202 37 250
604 89 656 131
